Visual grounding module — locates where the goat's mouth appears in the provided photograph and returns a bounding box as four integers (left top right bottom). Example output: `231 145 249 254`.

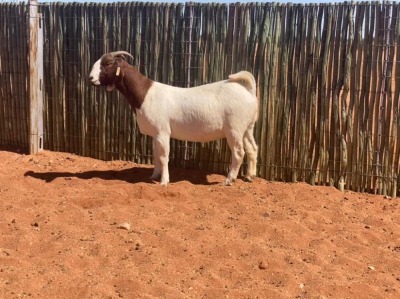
88 74 101 86
89 79 101 86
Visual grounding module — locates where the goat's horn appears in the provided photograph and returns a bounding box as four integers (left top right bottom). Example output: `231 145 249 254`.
110 51 133 59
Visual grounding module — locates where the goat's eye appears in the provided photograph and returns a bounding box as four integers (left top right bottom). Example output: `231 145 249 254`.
101 62 113 68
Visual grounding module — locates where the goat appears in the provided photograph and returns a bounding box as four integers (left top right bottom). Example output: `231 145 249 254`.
89 51 258 186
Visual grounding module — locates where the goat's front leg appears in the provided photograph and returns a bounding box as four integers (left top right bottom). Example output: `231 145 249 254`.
153 133 170 186
151 139 162 180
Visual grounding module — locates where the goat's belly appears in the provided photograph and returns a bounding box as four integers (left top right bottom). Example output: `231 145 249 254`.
170 125 224 142
136 111 224 142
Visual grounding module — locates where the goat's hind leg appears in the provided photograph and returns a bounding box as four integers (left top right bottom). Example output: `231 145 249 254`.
224 133 245 186
243 125 258 182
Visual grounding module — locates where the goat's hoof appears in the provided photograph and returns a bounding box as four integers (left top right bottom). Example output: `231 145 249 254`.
223 178 233 186
150 174 161 180
160 178 169 186
243 176 253 183
150 172 161 181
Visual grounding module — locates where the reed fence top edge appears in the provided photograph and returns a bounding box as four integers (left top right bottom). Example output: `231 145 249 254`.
2 1 400 7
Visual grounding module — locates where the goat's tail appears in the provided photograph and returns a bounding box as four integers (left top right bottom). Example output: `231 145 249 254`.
228 71 256 97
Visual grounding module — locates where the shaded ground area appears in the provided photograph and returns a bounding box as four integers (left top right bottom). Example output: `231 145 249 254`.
0 149 399 298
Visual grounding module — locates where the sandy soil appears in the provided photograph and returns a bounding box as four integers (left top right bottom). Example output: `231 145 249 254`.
0 148 399 299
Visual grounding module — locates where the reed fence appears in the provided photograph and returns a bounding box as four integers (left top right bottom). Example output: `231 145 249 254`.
0 2 29 148
1 1 400 195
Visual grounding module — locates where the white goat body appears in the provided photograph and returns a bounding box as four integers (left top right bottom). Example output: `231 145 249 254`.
137 75 257 142
89 52 258 185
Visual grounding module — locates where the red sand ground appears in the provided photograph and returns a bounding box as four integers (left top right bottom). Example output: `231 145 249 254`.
0 148 399 298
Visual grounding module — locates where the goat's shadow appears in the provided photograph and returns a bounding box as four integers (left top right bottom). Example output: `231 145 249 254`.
24 166 219 186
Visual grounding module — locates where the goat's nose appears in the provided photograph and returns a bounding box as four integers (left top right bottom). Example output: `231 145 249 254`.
88 75 93 81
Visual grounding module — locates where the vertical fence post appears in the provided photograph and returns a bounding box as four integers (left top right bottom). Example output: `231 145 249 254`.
28 0 43 154
375 4 391 194
183 3 194 163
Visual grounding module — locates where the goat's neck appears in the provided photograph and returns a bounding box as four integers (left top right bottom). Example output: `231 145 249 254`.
116 67 153 110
